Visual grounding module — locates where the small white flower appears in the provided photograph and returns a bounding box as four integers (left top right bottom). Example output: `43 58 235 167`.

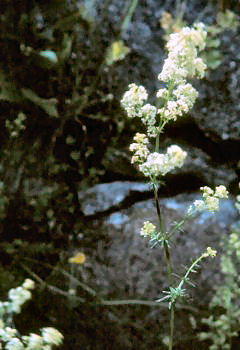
8 287 31 313
191 185 228 214
140 221 157 237
26 333 43 349
140 104 157 126
5 338 24 350
167 145 187 168
41 327 63 346
205 196 219 212
139 152 167 177
158 23 207 83
139 145 187 177
156 88 168 99
203 247 217 258
200 186 214 198
215 185 229 198
129 133 149 164
22 279 35 290
193 200 206 212
121 83 148 118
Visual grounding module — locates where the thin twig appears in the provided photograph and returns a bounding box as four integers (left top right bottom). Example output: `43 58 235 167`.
21 260 198 312
21 263 85 302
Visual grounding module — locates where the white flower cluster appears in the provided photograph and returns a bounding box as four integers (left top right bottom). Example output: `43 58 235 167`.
0 327 63 350
188 185 229 214
121 24 207 128
121 24 207 179
203 247 217 258
139 145 187 177
3 278 34 314
158 83 198 121
40 327 63 346
139 104 158 137
157 23 207 122
140 221 157 237
121 85 159 136
129 133 150 164
159 22 207 83
0 280 63 350
121 83 148 119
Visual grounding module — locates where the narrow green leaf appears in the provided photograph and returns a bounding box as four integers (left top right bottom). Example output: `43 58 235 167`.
21 88 59 118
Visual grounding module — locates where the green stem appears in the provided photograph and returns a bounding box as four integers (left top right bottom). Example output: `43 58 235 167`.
169 304 175 350
120 0 139 34
153 183 173 286
155 80 175 152
163 240 173 285
155 133 160 152
167 254 205 350
178 253 205 291
153 184 164 234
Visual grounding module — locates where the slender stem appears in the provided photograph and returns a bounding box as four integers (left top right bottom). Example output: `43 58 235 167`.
120 0 139 34
169 304 175 350
153 184 164 233
152 178 175 349
155 80 175 152
155 132 160 152
163 240 173 285
152 183 173 285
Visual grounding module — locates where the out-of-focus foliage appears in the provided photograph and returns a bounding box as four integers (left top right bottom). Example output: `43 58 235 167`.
199 229 240 349
0 0 136 337
198 193 240 349
0 0 131 250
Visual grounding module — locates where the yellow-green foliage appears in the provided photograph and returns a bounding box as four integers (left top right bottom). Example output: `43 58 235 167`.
199 201 240 349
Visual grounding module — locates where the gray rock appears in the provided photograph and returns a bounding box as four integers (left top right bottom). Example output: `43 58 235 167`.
78 181 150 216
181 145 237 186
103 146 237 189
82 193 238 305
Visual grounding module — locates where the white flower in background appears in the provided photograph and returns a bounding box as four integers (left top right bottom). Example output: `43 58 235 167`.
215 185 229 198
41 327 63 346
25 333 43 349
166 145 187 168
0 327 17 342
188 185 229 214
22 279 35 290
5 338 24 350
140 221 157 237
8 287 31 313
121 83 148 118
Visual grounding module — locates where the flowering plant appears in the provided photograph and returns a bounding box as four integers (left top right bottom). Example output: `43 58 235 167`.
121 23 229 350
0 279 63 349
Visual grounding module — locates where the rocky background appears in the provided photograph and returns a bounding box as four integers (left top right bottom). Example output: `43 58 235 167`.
0 0 239 349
